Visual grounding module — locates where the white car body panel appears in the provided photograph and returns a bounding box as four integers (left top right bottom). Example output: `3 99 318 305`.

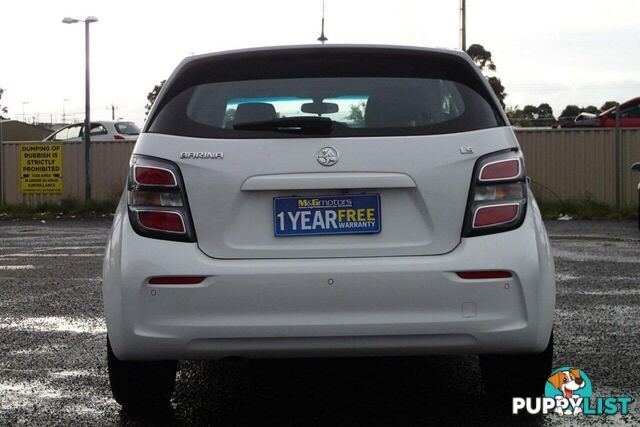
103 190 554 360
132 127 517 259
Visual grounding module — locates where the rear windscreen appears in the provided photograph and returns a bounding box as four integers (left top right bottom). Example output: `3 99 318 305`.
115 122 140 135
147 48 505 138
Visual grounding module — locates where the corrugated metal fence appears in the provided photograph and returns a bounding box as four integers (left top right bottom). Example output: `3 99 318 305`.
518 129 640 206
1 129 639 206
0 140 135 205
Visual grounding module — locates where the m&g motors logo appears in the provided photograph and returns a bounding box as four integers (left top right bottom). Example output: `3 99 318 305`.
513 367 633 416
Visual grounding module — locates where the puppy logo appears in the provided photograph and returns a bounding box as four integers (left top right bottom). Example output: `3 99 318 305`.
514 366 632 416
545 367 592 416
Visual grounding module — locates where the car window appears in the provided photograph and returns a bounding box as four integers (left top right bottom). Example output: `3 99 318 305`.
90 123 108 135
621 103 640 119
114 122 140 135
222 95 370 129
53 127 69 141
161 77 489 139
148 48 504 139
54 124 81 140
67 124 82 139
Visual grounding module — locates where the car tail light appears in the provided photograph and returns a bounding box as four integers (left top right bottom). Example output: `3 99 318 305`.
134 166 177 186
137 211 186 233
462 150 527 237
473 204 520 228
114 134 126 140
127 155 196 242
479 159 520 181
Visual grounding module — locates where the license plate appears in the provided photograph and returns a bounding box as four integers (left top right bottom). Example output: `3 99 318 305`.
274 194 381 237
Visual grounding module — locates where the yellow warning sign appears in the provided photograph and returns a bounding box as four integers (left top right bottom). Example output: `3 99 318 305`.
19 143 63 194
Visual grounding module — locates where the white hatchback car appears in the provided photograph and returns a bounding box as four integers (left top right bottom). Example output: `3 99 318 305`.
102 45 555 408
43 120 140 142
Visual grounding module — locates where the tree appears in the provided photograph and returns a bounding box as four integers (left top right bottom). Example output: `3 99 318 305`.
145 80 165 117
466 44 506 109
505 105 524 125
537 103 554 119
346 101 365 126
224 108 236 125
600 101 618 111
559 104 602 121
0 87 8 119
522 105 539 120
487 77 507 109
583 105 599 115
534 103 555 127
559 105 582 119
465 44 496 71
506 103 555 127
506 105 532 127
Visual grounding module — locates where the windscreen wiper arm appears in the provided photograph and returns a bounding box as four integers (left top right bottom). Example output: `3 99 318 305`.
233 116 333 134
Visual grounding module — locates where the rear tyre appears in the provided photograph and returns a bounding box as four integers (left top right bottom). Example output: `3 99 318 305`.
107 337 177 409
479 333 553 399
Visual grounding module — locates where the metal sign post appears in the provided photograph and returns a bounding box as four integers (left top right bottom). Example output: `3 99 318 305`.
0 120 4 207
615 104 621 210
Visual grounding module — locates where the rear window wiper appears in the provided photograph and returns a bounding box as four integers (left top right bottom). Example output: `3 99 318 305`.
233 116 332 134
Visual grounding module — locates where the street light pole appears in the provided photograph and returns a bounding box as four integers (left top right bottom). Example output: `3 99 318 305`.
84 19 92 202
62 98 69 124
63 16 98 202
460 0 466 51
22 101 29 122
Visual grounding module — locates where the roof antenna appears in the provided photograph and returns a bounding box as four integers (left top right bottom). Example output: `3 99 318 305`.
317 0 328 44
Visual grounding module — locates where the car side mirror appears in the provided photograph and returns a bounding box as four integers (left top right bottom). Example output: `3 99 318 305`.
301 102 339 115
632 162 640 172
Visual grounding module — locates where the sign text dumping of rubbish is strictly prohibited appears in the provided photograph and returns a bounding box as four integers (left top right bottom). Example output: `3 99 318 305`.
19 143 63 194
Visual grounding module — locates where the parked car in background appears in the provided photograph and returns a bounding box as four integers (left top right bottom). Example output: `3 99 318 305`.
43 120 140 142
569 112 599 127
598 97 640 128
557 112 599 128
102 45 555 409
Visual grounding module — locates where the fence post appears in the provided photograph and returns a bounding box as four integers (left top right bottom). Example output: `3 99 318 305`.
0 120 4 207
615 105 621 210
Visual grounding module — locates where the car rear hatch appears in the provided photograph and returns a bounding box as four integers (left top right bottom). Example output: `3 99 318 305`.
140 46 513 259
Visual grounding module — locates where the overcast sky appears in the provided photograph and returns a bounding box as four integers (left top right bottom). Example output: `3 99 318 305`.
1 0 639 126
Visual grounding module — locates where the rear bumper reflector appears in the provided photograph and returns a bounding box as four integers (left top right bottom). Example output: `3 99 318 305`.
456 271 512 279
148 276 205 285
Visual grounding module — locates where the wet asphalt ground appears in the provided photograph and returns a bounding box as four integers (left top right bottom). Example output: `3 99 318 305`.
0 219 638 426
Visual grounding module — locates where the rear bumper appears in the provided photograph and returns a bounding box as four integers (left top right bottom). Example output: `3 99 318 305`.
102 198 555 360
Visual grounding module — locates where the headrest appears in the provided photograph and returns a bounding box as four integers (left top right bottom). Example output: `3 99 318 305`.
233 102 277 125
364 87 426 128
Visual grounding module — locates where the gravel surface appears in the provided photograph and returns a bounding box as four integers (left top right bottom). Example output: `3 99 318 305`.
0 219 638 426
